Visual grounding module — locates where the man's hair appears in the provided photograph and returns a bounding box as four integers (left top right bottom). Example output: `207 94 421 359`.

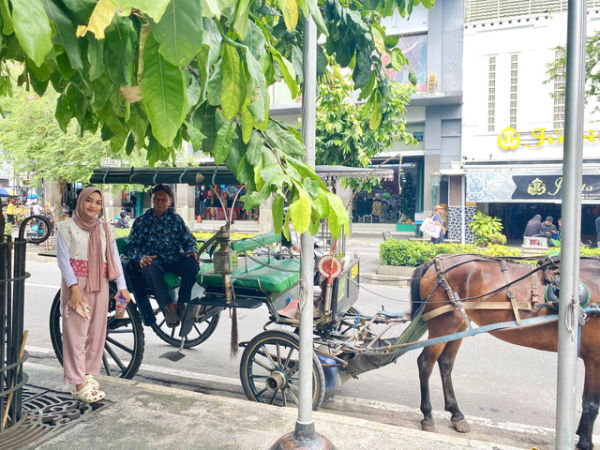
546 216 553 222
151 184 174 203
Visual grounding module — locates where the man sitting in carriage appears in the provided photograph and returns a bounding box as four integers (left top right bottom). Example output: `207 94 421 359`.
124 184 199 327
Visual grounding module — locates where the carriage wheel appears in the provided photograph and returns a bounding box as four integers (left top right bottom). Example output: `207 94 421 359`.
49 283 145 379
150 299 220 348
239 330 325 410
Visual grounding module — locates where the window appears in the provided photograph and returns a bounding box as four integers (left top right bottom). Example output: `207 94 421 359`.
553 49 565 131
509 54 518 129
386 33 428 93
488 56 496 132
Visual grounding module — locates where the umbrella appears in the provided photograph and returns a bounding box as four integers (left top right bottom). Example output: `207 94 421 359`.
27 192 37 199
0 187 11 197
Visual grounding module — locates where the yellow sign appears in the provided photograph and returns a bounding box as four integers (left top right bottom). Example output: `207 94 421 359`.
497 127 520 150
527 178 546 196
498 127 600 150
351 263 358 280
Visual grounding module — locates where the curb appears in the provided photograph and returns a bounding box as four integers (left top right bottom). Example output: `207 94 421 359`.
360 272 411 287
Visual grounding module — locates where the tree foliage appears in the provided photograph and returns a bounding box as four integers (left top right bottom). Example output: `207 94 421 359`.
315 63 416 192
546 32 600 111
0 0 434 238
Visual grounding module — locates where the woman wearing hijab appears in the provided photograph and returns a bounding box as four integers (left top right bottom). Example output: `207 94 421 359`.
523 214 542 237
56 187 130 403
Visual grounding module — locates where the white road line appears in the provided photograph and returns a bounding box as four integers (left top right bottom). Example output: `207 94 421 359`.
26 283 60 289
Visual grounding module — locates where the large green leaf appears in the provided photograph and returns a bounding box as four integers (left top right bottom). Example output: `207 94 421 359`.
42 0 83 70
113 0 171 22
11 0 53 67
270 48 297 99
289 186 311 234
150 0 203 67
265 120 304 157
245 52 267 124
213 119 234 164
325 191 349 239
278 0 298 32
233 0 251 38
141 33 187 147
272 195 284 235
221 43 246 120
246 131 266 165
306 0 327 35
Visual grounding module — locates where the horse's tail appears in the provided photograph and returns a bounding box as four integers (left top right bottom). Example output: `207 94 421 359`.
410 260 434 320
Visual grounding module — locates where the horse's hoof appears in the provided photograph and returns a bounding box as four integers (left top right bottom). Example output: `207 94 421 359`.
421 420 435 432
452 419 471 433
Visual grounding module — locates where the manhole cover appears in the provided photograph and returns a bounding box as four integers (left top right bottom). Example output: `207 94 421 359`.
0 385 109 449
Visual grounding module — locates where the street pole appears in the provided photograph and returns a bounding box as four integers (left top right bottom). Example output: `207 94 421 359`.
556 0 586 448
460 175 465 245
271 14 334 450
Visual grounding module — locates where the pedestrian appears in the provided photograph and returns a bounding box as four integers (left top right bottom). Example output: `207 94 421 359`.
56 187 130 403
523 214 542 237
431 205 445 244
6 199 15 225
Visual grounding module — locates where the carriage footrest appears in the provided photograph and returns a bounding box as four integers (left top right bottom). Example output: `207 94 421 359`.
179 304 201 338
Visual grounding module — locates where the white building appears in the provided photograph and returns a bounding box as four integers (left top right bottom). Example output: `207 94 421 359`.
457 1 600 241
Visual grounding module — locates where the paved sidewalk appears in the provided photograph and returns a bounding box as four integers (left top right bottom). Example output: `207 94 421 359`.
25 362 520 450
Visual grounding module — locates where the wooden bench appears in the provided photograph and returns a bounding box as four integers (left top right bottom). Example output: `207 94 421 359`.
523 236 548 249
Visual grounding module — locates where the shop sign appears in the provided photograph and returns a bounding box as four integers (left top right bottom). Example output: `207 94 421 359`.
466 170 600 203
512 175 600 201
497 127 600 151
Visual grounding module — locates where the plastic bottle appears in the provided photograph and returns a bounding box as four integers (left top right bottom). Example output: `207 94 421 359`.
115 294 127 319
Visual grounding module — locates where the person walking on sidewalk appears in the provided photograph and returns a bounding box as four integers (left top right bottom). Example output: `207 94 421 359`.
431 205 446 244
56 187 130 403
124 184 199 327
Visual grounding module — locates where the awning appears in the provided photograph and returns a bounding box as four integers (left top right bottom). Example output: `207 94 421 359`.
90 165 395 186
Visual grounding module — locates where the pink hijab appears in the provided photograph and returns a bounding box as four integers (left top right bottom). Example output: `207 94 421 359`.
72 187 119 292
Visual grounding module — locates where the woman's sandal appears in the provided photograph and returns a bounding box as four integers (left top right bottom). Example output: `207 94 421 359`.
85 374 99 388
72 381 105 403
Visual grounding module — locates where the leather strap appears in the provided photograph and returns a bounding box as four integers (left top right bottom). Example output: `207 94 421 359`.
422 301 533 322
434 257 471 328
500 260 521 325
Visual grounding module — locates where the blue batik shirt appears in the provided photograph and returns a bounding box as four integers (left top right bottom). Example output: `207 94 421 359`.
124 208 197 264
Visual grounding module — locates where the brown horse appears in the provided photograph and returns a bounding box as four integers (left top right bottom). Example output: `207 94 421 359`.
410 253 600 449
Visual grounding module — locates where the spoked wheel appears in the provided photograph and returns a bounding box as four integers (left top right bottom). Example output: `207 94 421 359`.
150 298 220 348
49 283 145 379
240 330 325 410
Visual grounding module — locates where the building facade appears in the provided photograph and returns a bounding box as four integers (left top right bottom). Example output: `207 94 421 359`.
460 1 600 242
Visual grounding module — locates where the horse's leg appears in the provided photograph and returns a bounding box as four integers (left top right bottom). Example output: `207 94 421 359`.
576 357 600 449
417 342 447 431
438 338 470 433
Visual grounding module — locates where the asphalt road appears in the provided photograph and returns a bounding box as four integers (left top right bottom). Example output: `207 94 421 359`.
21 253 599 449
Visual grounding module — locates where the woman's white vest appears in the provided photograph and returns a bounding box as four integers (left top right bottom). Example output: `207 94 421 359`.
56 219 115 276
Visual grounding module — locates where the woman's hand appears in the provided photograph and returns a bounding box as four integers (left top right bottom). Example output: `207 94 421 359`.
114 289 131 304
67 285 87 314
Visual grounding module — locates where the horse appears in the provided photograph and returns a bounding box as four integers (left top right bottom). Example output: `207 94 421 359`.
410 253 600 449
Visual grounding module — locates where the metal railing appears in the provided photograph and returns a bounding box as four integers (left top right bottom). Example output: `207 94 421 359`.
0 214 51 430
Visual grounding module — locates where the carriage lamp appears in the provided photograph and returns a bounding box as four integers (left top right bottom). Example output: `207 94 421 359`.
213 226 234 303
430 171 441 210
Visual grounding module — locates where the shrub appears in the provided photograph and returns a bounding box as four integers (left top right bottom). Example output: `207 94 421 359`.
380 239 521 267
488 232 507 245
469 211 503 245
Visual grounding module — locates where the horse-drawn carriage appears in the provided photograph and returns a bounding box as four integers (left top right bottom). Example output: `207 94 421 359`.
41 167 600 448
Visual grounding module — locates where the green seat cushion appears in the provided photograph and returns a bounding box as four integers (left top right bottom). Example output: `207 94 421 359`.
116 237 127 255
162 271 181 289
231 232 280 252
196 256 273 287
232 259 300 293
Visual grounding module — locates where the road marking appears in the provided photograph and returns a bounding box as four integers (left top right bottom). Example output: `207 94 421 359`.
26 282 60 289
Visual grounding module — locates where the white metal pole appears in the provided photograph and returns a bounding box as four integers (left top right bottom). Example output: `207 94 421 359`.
556 0 586 448
461 175 465 244
296 15 317 435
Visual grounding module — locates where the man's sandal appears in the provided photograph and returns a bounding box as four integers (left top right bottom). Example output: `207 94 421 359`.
85 374 99 388
164 308 180 328
72 382 105 403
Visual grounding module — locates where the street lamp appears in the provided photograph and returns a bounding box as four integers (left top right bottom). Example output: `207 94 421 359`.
430 171 441 210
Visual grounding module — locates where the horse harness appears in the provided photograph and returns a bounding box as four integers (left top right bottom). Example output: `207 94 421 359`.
423 255 552 325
